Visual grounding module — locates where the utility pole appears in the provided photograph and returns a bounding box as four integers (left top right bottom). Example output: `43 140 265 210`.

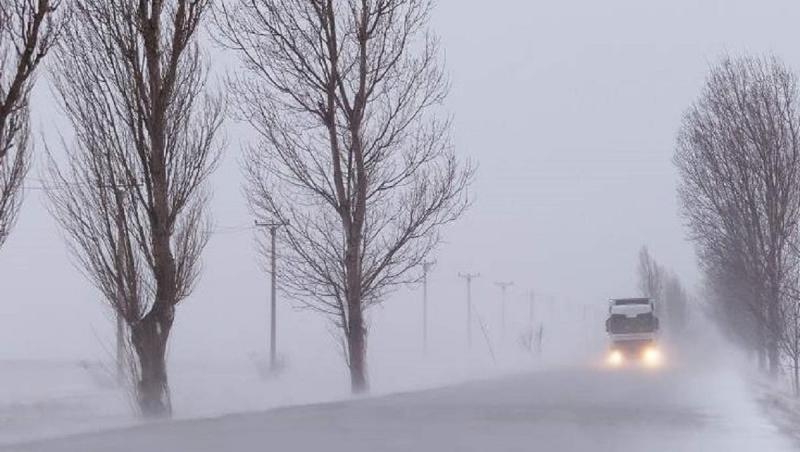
528 290 535 332
494 281 513 339
422 260 435 354
111 185 126 383
458 272 480 348
255 220 288 371
116 312 125 383
528 290 544 354
102 181 140 384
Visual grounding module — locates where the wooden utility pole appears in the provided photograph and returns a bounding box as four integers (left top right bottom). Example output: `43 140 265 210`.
458 272 480 348
102 182 140 384
255 220 288 371
494 281 514 339
529 290 535 331
116 312 125 382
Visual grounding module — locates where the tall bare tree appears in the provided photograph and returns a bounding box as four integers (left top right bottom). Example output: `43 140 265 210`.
635 246 691 335
662 272 689 334
0 0 62 248
47 0 222 416
780 274 800 395
701 241 771 367
214 0 472 392
637 246 663 302
675 55 800 375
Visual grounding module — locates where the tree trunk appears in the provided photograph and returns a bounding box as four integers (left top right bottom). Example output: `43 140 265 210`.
343 143 368 395
757 319 767 371
347 308 368 394
131 304 174 417
344 239 368 394
143 145 177 415
767 289 781 377
767 340 780 377
767 342 780 377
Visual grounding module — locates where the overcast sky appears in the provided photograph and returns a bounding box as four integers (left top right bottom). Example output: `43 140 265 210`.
1 0 798 373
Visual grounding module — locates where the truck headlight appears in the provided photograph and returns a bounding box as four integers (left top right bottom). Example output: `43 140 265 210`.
642 346 662 367
606 349 624 367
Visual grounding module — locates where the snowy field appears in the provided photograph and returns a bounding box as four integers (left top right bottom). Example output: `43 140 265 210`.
0 286 605 448
1 303 790 452
0 351 538 447
2 364 794 452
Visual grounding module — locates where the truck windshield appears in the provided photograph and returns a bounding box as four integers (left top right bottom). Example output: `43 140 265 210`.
606 313 658 334
611 298 650 306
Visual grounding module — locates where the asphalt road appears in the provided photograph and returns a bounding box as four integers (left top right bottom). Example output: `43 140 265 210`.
5 366 795 452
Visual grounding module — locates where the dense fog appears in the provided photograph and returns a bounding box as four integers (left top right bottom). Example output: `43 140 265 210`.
2 1 800 451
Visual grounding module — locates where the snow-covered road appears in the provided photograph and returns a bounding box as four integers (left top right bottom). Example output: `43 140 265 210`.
5 366 795 452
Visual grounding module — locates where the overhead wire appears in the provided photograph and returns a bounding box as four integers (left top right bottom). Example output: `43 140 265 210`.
21 178 258 236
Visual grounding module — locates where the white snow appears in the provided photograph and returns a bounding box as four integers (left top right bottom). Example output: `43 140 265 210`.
0 351 533 447
0 303 792 452
610 304 652 317
1 362 794 452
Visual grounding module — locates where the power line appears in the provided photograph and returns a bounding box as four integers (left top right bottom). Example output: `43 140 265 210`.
23 177 142 192
208 224 256 235
24 179 261 237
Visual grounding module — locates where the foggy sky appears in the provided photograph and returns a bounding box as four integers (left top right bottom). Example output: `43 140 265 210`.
0 0 796 370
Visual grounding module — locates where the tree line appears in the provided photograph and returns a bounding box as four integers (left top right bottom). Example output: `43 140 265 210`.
675 55 800 394
0 0 472 418
636 245 690 335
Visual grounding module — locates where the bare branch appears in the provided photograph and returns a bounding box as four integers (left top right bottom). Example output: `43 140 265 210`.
215 0 472 392
47 0 221 417
0 0 64 248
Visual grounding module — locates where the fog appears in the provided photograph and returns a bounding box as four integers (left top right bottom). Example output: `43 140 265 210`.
2 0 800 449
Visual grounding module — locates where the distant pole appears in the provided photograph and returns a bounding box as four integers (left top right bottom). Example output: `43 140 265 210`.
269 227 277 368
422 260 435 354
494 281 514 339
255 220 288 371
112 187 125 384
104 182 140 384
458 272 480 348
529 290 541 354
529 290 535 331
116 311 124 383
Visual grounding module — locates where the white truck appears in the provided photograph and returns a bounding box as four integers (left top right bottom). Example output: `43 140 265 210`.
604 297 662 367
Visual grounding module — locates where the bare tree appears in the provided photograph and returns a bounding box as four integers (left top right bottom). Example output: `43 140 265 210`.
214 0 472 392
702 246 770 367
47 0 222 417
662 272 689 334
0 0 63 248
780 276 800 395
635 247 691 336
637 246 663 302
675 55 800 375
